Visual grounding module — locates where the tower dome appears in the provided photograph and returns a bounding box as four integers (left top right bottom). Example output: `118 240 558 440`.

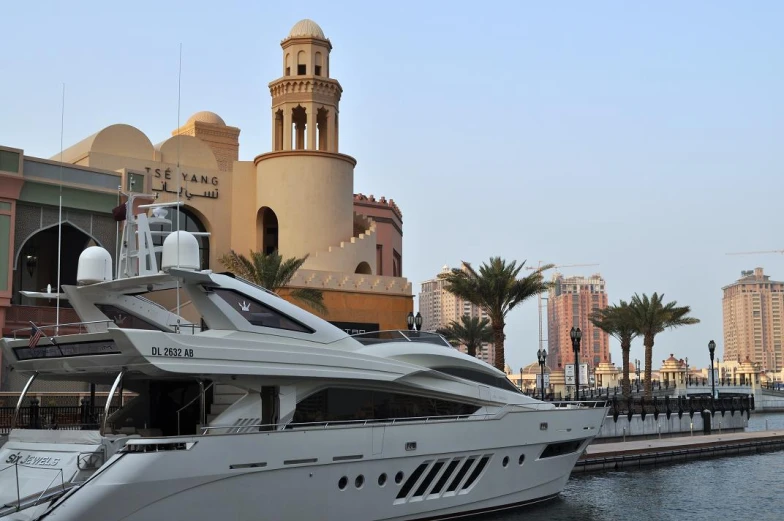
186 111 226 126
288 19 326 39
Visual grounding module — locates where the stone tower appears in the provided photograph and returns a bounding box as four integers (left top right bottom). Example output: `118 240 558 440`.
173 111 240 172
255 19 358 263
269 19 340 152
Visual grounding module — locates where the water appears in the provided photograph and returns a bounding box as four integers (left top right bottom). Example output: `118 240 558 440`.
488 412 784 521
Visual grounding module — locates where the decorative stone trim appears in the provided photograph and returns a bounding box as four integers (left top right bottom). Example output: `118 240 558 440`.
253 150 357 167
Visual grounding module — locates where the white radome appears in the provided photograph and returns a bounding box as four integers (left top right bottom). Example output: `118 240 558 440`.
76 246 113 285
162 231 200 271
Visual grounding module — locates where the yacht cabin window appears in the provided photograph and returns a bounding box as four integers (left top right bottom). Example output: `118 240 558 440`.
94 304 163 331
212 288 314 333
292 388 479 424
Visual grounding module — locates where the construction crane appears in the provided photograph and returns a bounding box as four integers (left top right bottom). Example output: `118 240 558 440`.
524 262 600 360
726 250 784 256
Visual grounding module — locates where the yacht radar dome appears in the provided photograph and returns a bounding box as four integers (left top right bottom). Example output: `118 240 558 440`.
161 231 200 272
76 246 113 285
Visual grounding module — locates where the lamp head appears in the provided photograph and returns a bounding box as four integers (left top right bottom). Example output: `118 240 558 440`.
406 312 414 331
414 312 423 331
570 327 576 340
708 340 716 356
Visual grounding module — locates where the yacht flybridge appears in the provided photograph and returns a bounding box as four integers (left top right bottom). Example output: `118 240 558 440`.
1 196 608 521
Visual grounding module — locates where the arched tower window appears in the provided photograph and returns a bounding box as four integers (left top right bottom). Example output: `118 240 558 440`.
285 53 291 76
317 107 328 151
291 105 307 150
355 262 371 275
297 51 306 75
256 207 279 254
151 207 209 269
314 52 322 76
274 109 283 151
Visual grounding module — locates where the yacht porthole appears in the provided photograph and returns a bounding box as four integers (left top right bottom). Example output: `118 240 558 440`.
355 475 365 489
378 473 387 486
502 456 509 467
338 476 348 490
518 454 525 465
395 471 404 484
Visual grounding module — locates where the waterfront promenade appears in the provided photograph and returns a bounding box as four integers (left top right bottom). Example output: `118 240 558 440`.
577 428 784 472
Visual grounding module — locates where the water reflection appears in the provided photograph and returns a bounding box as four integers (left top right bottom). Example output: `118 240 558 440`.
490 412 784 521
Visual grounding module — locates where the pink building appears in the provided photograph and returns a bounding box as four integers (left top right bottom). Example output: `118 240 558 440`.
353 193 402 277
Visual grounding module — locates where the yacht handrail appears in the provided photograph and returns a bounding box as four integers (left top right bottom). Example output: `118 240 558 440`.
134 295 170 312
176 382 214 435
0 462 70 516
11 320 115 339
200 400 610 435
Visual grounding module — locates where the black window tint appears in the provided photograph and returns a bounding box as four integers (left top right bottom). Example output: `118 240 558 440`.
94 304 162 331
292 388 479 424
434 366 521 393
540 440 584 458
213 289 312 333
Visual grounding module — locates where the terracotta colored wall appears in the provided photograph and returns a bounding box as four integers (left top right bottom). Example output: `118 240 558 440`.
278 287 412 331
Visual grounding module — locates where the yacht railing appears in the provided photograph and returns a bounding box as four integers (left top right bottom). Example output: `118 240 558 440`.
176 382 214 435
201 400 610 435
0 461 70 517
10 320 115 339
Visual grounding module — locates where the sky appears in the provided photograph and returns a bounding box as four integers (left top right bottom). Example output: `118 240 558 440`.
2 1 783 372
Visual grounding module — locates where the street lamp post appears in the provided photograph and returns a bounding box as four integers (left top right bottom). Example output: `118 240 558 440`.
537 348 547 401
709 340 716 399
635 358 641 392
685 356 689 389
407 312 423 332
570 327 582 400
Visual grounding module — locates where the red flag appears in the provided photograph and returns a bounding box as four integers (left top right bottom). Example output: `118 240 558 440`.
112 203 127 222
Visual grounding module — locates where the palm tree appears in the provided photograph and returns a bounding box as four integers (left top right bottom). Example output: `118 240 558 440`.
629 293 699 397
437 315 494 357
219 250 327 314
439 258 552 371
590 300 638 397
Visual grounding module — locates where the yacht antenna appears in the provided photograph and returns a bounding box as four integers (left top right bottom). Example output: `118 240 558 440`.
175 43 182 326
55 83 65 336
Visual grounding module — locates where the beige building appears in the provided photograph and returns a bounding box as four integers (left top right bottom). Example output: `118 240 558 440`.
722 267 784 372
547 273 610 371
419 265 493 365
1 19 414 389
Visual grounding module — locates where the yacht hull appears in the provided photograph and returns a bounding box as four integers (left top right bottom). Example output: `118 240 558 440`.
41 407 604 521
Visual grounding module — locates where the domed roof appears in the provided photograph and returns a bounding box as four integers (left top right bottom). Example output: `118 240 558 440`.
288 19 326 39
186 111 225 126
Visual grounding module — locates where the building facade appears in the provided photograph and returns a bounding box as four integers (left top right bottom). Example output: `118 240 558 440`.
546 273 610 371
722 268 784 372
0 19 413 390
419 265 493 365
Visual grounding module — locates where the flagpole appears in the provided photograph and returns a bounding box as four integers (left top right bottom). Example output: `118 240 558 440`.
55 83 65 336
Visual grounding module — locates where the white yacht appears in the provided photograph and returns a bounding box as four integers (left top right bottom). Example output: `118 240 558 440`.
1 197 607 521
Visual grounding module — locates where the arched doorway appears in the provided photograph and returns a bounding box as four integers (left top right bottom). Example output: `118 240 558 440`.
151 206 210 269
355 262 372 275
13 223 98 306
256 207 279 254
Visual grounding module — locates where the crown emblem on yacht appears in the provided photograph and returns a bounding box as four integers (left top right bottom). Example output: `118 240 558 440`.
239 301 251 312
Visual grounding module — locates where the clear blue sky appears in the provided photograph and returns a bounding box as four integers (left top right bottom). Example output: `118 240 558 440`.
2 1 783 372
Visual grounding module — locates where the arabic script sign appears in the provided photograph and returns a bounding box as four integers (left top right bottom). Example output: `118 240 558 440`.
144 167 220 200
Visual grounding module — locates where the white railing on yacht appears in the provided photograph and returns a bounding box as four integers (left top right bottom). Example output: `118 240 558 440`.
200 400 610 435
0 461 69 517
10 320 115 339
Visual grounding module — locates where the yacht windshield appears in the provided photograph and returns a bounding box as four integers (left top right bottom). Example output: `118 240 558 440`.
351 330 452 348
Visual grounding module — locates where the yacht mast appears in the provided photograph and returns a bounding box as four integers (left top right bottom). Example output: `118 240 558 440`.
55 83 65 335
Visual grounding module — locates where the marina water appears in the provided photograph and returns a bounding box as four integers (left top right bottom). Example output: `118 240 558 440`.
490 412 784 521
